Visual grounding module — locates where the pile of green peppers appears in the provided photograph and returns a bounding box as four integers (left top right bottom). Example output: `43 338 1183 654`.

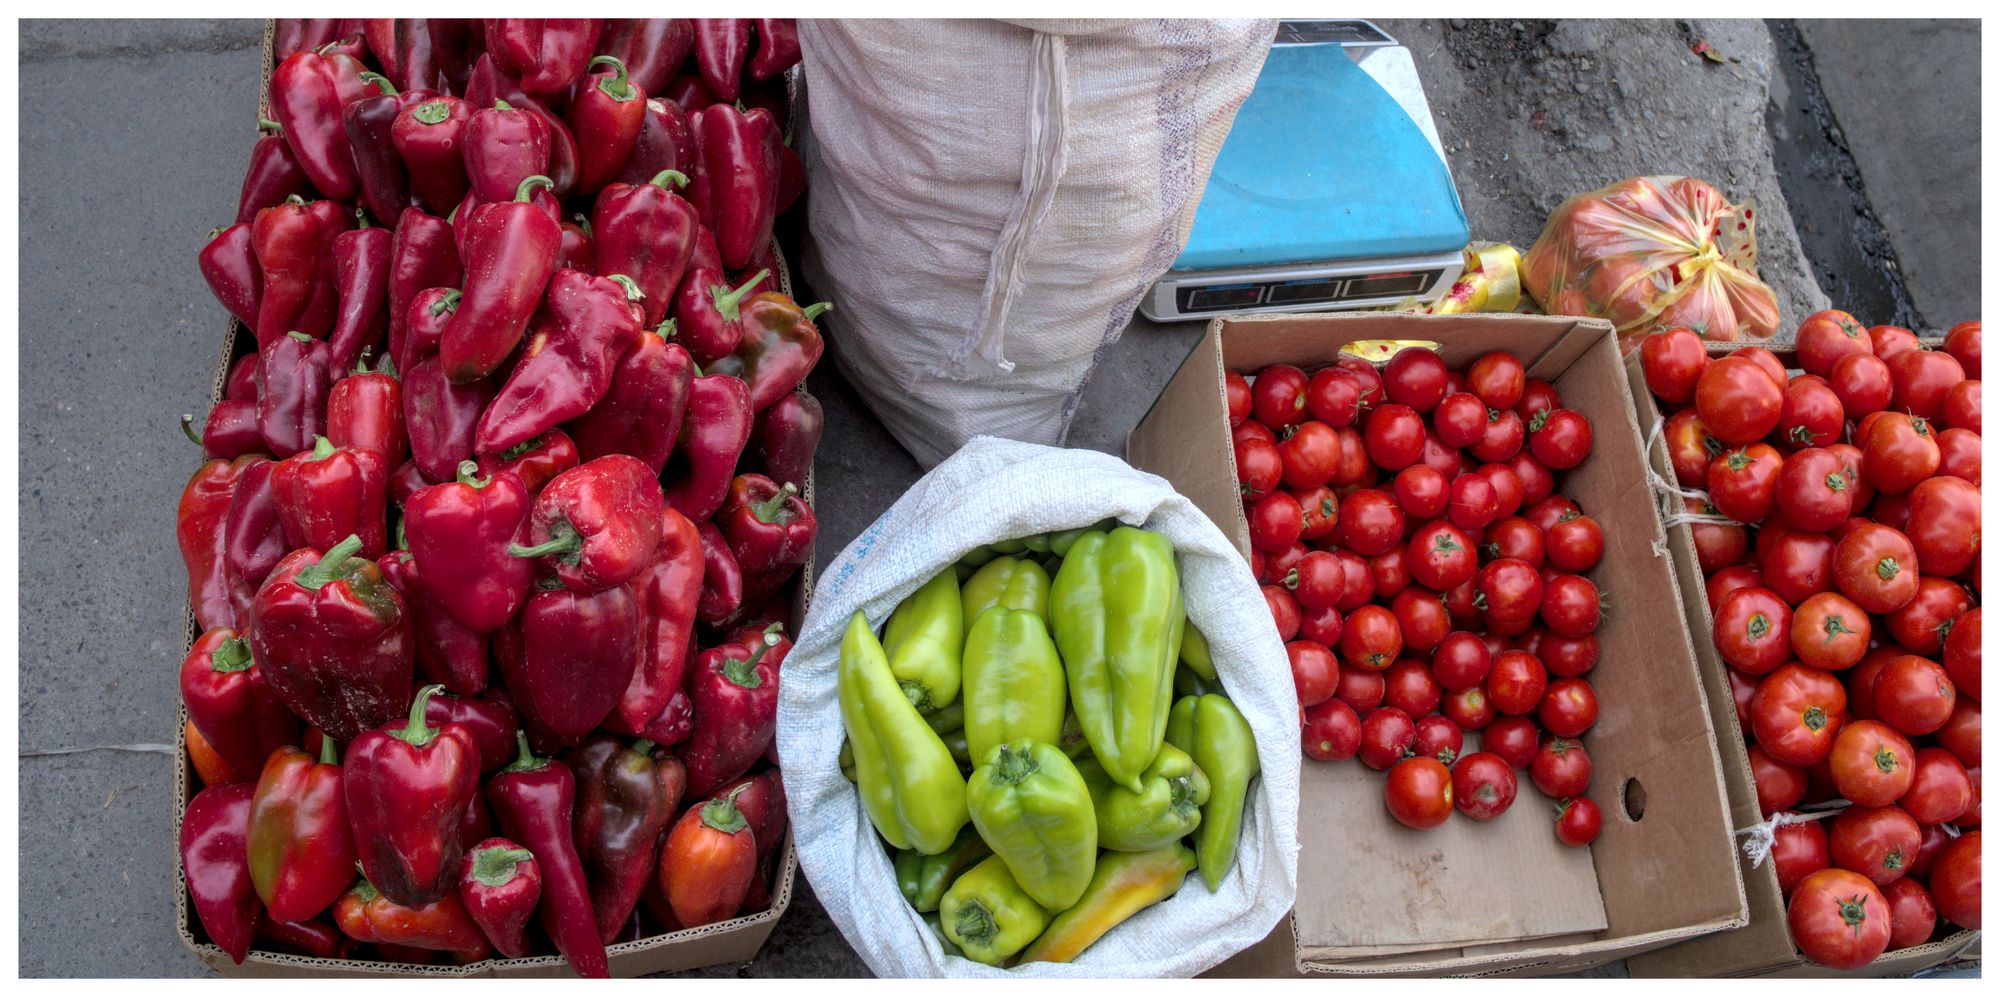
835 523 1261 967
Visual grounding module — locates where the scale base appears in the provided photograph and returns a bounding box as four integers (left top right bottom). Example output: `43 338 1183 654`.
1138 249 1466 323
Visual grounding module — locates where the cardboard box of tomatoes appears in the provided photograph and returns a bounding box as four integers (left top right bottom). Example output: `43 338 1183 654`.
1622 323 1981 978
1129 312 1746 976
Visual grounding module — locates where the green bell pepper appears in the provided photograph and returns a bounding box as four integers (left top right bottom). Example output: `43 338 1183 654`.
1016 844 1196 964
838 611 970 854
943 726 972 772
966 740 1098 911
1165 693 1259 891
1173 662 1224 699
925 700 965 735
923 911 964 958
940 855 1050 966
882 571 965 712
900 825 993 913
961 556 1052 623
1077 742 1211 852
1050 526 1184 792
1179 620 1216 680
1046 521 1110 557
962 607 1067 763
1057 710 1090 759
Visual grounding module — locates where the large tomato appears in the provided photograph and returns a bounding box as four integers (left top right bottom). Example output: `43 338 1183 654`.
1452 751 1519 821
1466 350 1527 409
1369 546 1412 601
1538 678 1598 737
1278 420 1340 489
1515 378 1562 420
1707 564 1764 614
1263 584 1302 641
1505 451 1557 507
1901 747 1973 825
1287 640 1339 708
1302 698 1361 761
1905 476 1981 578
1382 347 1449 412
1774 448 1855 531
1357 706 1416 771
1334 666 1383 713
1336 489 1404 557
1525 495 1581 534
1713 586 1794 676
1871 325 1921 359
1382 657 1441 717
1364 403 1427 471
1554 797 1602 847
1750 744 1809 816
1469 407 1526 463
1250 363 1310 429
1385 756 1454 829
1883 877 1937 951
1687 500 1750 574
1884 577 1971 655
1790 591 1872 671
1640 326 1710 403
1830 805 1922 886
1305 367 1368 426
1936 697 1981 771
1335 356 1386 416
1828 720 1916 807
1696 355 1784 444
1825 442 1876 508
1478 558 1545 623
1732 345 1788 385
1487 649 1548 715
1541 632 1599 678
1431 630 1492 691
1860 413 1941 495
1833 524 1921 613
1391 464 1449 521
1752 663 1848 766
1664 407 1724 487
1391 588 1450 654
1544 513 1604 573
1795 309 1872 377
1432 391 1487 449
1479 463 1526 521
1482 714 1540 769
1886 348 1966 421
1527 408 1592 470
1872 654 1957 737
1412 713 1463 764
1788 868 1891 969
1942 606 1981 702
1226 371 1253 426
1540 574 1602 638
1441 684 1496 731
1771 819 1831 897
1529 737 1592 798
1447 472 1501 531
1329 425 1371 486
1296 486 1340 542
1928 831 1981 929
1941 378 1981 433
1235 436 1284 500
1482 515 1545 568
1829 353 1895 419
1708 444 1786 522
1936 428 1981 489
1760 530 1837 606
1778 376 1846 450
1406 520 1477 592
1338 604 1402 672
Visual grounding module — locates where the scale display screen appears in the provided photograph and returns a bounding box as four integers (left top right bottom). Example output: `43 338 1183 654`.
1173 269 1443 314
1343 272 1429 298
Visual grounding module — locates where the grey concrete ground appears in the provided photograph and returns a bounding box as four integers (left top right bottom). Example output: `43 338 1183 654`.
16 17 1978 978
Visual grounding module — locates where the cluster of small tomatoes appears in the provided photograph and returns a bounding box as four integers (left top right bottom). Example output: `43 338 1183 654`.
1641 313 1982 971
1228 346 1606 846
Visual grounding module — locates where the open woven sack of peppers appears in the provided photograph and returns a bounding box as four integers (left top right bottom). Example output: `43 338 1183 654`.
778 438 1300 978
176 18 821 977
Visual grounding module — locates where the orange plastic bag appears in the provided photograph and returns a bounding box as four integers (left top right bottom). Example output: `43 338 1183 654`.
1522 176 1780 352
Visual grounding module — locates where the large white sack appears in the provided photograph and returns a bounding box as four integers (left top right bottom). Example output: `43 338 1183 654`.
776 437 1300 978
796 19 1274 468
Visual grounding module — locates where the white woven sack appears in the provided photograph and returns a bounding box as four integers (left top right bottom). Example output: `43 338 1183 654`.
776 437 1300 977
795 19 1275 468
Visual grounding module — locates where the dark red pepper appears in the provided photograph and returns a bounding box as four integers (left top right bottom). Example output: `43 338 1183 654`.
462 99 550 204
427 19 485 95
269 49 361 201
221 456 286 615
442 175 561 383
558 213 595 273
601 19 693 96
401 286 460 367
672 266 765 366
389 460 435 509
568 56 647 196
180 782 260 963
333 875 490 960
255 332 332 459
496 580 641 746
403 352 496 483
749 19 802 81
710 295 830 413
179 627 301 781
663 72 719 113
687 103 782 271
486 732 608 977
271 435 391 558
225 355 259 402
617 97 696 187
187 403 266 462
363 19 444 93
663 371 753 521
571 735 687 941
274 19 343 60
457 837 540 958
460 782 498 853
695 519 744 627
569 325 695 472
345 684 480 907
474 270 644 454
721 766 790 867
639 684 696 747
387 210 464 371
473 429 579 495
532 107 582 200
256 916 353 959
755 391 822 490
326 221 394 372
776 139 806 214
509 455 665 593
247 738 358 924
689 19 752 103
248 534 413 743
379 551 491 698
608 508 704 735
344 74 424 227
428 692 521 773
718 473 816 575
682 623 786 800
404 462 535 633
199 223 262 337
252 197 343 346
320 41 379 104
237 121 310 226
593 169 698 327
483 19 603 95
327 353 408 465
391 95 474 214
179 455 257 632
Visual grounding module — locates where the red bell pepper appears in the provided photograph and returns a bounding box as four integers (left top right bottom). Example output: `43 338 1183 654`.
363 19 443 93
252 197 343 346
495 580 641 745
606 508 704 735
474 270 644 454
428 692 520 772
249 535 414 742
487 732 609 977
379 550 490 697
663 372 753 521
222 456 286 614
689 223 724 273
186 718 254 787
749 19 802 81
199 223 262 336
404 461 535 633
186 401 265 463
179 454 258 632
237 121 310 225
256 915 354 959
334 875 491 960
179 627 301 780
689 19 752 103
601 20 693 96
427 19 484 95
401 286 460 366
711 296 830 414
462 99 551 205
458 837 540 958
387 210 463 371
391 95 474 214
664 72 720 113
225 355 259 402
269 49 360 201
389 460 434 509
320 41 378 104
327 354 407 467
660 785 757 928
460 785 497 853
442 175 561 384
271 435 391 558
558 213 595 273
536 107 582 201
721 767 790 868
755 391 822 491
695 518 745 626
640 685 696 747
248 738 357 924
682 623 786 799
510 455 665 593
484 18 603 94
776 139 806 215
274 19 343 60
570 325 695 472
345 684 481 908
180 783 261 963
343 74 424 227
403 352 496 483
687 103 781 270
464 52 556 116
593 170 699 327
618 98 696 187
569 56 647 195
326 222 394 372
473 429 578 495
572 735 687 941
672 266 766 366
255 331 332 459
718 474 816 575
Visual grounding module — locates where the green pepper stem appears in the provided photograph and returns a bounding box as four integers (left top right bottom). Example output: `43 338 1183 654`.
748 482 799 524
319 735 340 766
208 637 253 673
493 98 513 111
589 55 635 100
286 330 313 343
711 269 770 323
355 71 397 96
650 169 690 190
503 730 547 772
514 175 555 202
698 785 751 834
651 318 678 342
509 529 581 560
295 535 365 591
469 846 535 888
631 739 656 756
802 301 833 321
258 117 282 134
720 629 781 689
572 213 593 237
393 684 446 748
307 436 337 461
456 460 488 488
180 414 203 446
412 99 452 125
607 273 644 302
984 742 1040 786
499 435 542 461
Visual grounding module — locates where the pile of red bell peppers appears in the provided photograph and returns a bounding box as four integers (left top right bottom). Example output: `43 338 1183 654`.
178 18 818 977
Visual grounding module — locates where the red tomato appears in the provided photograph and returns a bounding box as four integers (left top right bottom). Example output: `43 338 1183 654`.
1936 697 1981 770
1411 714 1464 765
1685 498 1751 574
1825 442 1876 508
1296 485 1340 541
1530 737 1592 798
1940 378 1981 433
1905 476 1981 578
1778 376 1845 450
1305 367 1367 427
1234 436 1283 500
1299 603 1343 647
1417 428 1466 480
1538 677 1598 738
1504 451 1557 507
1278 421 1339 489
1640 327 1710 403
1331 549 1375 612
1887 348 1966 421
1883 877 1937 951
1944 321 1982 377
1552 796 1602 847
1225 371 1252 427
1405 520 1476 593
1774 448 1856 531
1250 363 1310 429
1791 591 1872 671
1928 830 1981 929
1830 805 1922 885
1772 819 1831 897
1860 412 1941 495
1391 588 1450 654
1302 698 1361 761
1885 577 1971 656
1525 494 1580 535
1441 684 1496 731
1358 707 1416 771
1942 606 1981 702
1515 378 1562 421
1752 663 1849 766
1696 355 1785 444
1247 490 1304 552
1750 744 1809 816
1478 463 1525 521
1707 564 1764 615
1446 473 1501 531
1527 408 1592 470
1541 632 1599 678
1873 654 1957 737
1935 427 1982 486
1481 516 1545 568
1477 716 1536 771
1870 325 1920 358
1833 524 1921 613
1287 640 1340 708
1731 345 1788 385
1664 407 1724 487
1385 756 1455 829
1369 546 1412 601
1431 631 1492 692
1543 514 1603 574
1291 550 1346 610
1707 443 1785 522
1262 543 1306 585
1333 665 1383 713
1760 530 1837 607
1328 425 1370 486
1450 751 1518 821
1539 574 1601 639
1262 584 1302 641
1487 649 1548 716
1828 352 1895 420
1335 489 1404 557
1848 648 1903 723
1828 720 1916 807
1392 464 1449 519
1383 347 1449 412
1338 604 1402 671
1363 403 1426 471
1795 309 1872 377
1466 351 1527 409
1788 868 1891 969
1900 747 1972 825
1713 586 1794 676
1478 558 1545 624
1382 657 1441 717
1469 407 1525 463
1728 667 1760 735
1335 357 1386 415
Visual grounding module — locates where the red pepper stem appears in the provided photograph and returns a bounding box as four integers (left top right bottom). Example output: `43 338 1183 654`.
607 274 644 303
319 735 340 766
748 482 799 524
508 528 582 560
698 785 751 834
456 460 488 488
357 71 397 96
631 739 656 757
413 100 452 125
711 270 770 323
513 175 554 202
258 117 282 134
180 414 203 446
649 170 690 190
493 99 513 111
295 535 365 591
651 319 678 342
287 330 313 343
209 637 253 673
307 436 337 461
720 624 784 688
431 289 463 317
572 213 593 237
589 55 635 101
504 731 547 773
802 302 833 321
469 846 534 887
375 351 398 380
393 684 446 748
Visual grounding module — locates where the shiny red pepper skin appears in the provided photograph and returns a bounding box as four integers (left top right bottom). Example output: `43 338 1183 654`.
237 124 310 225
344 685 481 908
249 536 414 742
459 782 497 854
533 108 581 200
474 429 579 496
719 473 817 575
271 436 391 559
256 915 354 959
776 141 806 214
571 736 687 941
640 684 696 747
664 372 754 521
475 270 643 454
464 52 558 118
192 402 266 462
462 100 550 204
755 391 822 490
270 50 361 201
486 734 608 977
596 20 690 98
511 455 665 593
199 223 262 336
252 198 343 346
248 739 358 924
179 627 301 780
683 623 786 801
457 837 541 958
497 581 641 746
749 19 802 80
687 104 781 271
617 98 696 187
180 782 260 963
226 355 260 402
327 227 394 373
344 75 425 227
428 692 520 772
427 19 485 95
405 463 535 633
274 19 342 60
608 509 704 735
387 211 464 371
557 214 595 273
711 295 830 414
695 518 745 626
391 96 474 214
334 875 491 960
388 460 435 509
690 19 752 103
379 551 491 697
593 170 698 327
721 766 790 868
571 328 695 472
401 286 460 367
321 43 378 104
443 176 561 384
672 266 766 366
664 72 720 113
364 19 444 93
326 354 407 465
569 56 648 195
484 19 603 94
403 353 496 483
255 332 332 459
179 456 258 632
222 456 286 613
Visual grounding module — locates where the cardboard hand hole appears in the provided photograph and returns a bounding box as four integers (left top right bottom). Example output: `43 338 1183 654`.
1621 777 1647 821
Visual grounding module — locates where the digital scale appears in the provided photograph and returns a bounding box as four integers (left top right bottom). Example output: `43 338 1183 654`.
1141 20 1472 322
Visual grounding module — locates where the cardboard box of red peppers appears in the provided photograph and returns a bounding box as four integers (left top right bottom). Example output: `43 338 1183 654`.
175 18 818 977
